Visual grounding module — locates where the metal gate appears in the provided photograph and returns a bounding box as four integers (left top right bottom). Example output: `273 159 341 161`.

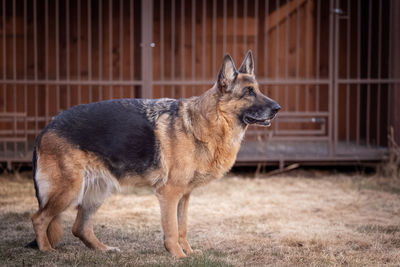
0 0 399 169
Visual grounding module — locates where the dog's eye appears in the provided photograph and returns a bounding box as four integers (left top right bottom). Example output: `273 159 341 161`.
245 87 256 97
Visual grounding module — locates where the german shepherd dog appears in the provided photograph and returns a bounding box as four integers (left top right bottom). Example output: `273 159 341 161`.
28 51 280 258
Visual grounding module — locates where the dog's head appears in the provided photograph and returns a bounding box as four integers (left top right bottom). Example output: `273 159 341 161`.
216 51 280 127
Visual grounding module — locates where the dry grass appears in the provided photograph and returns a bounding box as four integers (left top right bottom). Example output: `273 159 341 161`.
0 170 400 266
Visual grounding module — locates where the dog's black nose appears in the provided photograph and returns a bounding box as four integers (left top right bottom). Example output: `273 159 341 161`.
271 103 281 113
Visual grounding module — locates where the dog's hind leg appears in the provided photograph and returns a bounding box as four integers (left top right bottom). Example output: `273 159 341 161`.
32 178 81 251
72 169 120 251
72 204 119 251
31 157 82 251
47 215 63 248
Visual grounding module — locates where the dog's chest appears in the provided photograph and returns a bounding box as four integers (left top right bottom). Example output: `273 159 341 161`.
191 135 242 185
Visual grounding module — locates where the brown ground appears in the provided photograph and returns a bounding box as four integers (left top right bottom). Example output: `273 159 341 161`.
0 170 399 266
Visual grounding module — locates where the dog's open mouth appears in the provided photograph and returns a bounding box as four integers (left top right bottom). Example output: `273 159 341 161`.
243 116 273 127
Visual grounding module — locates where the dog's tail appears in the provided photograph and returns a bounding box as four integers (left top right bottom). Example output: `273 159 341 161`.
26 146 40 249
32 146 41 208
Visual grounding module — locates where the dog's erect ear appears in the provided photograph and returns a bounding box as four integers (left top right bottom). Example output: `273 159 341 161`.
238 50 254 75
217 54 237 93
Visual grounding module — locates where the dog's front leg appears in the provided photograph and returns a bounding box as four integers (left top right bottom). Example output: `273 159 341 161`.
177 193 194 254
156 185 186 258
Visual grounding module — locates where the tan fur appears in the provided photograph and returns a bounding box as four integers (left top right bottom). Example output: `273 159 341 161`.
47 215 63 248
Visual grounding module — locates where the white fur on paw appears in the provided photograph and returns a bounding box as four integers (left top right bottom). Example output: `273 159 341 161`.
105 246 121 252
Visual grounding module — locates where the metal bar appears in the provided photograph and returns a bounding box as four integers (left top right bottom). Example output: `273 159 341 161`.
305 0 311 111
262 136 330 141
275 129 326 135
141 0 153 98
346 0 350 144
12 0 16 99
264 0 269 77
160 0 164 97
233 0 237 60
388 0 393 141
34 0 38 135
24 0 27 153
152 79 331 85
45 0 49 122
316 0 320 111
254 0 258 69
180 0 184 97
243 0 247 52
366 0 372 146
119 0 123 98
2 0 6 113
356 0 360 145
377 0 382 145
12 0 16 154
275 111 330 116
109 0 112 99
0 80 143 86
223 0 227 54
67 0 71 107
202 0 206 81
0 112 27 117
99 0 103 100
191 0 195 96
284 0 289 110
328 0 334 155
275 0 280 79
55 0 60 111
89 0 92 101
212 0 216 75
171 0 175 97
0 78 337 86
295 0 300 111
333 0 339 153
130 0 135 98
77 0 81 103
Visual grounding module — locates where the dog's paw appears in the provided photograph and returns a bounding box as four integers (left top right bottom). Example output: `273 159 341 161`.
39 247 56 252
192 249 203 255
105 246 121 252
